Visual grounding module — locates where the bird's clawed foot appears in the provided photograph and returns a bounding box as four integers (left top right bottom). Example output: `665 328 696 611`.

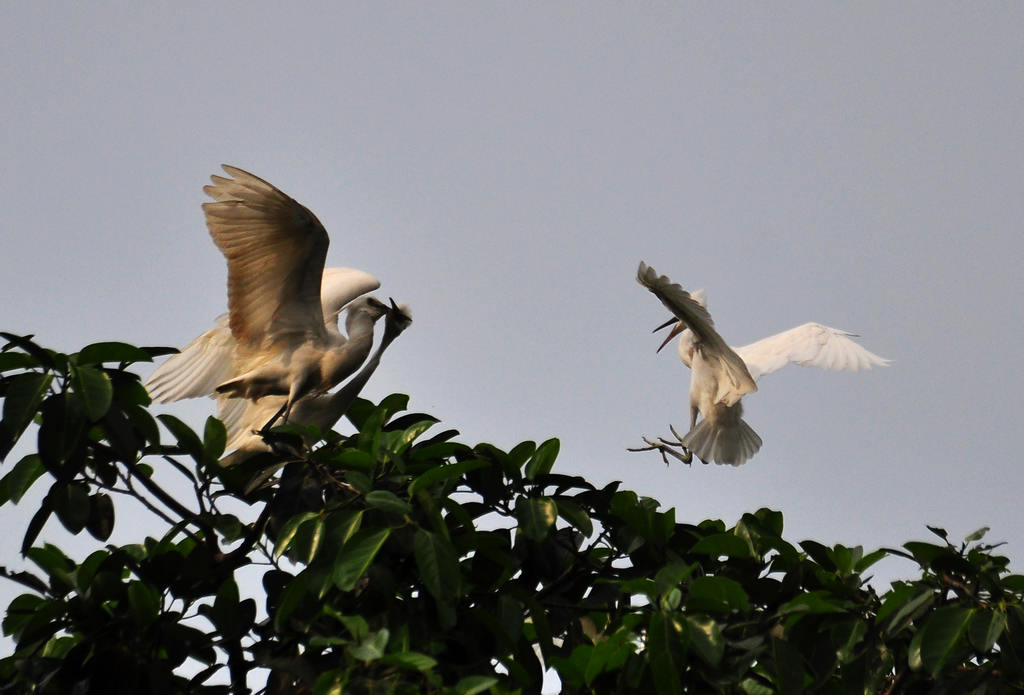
628 425 694 466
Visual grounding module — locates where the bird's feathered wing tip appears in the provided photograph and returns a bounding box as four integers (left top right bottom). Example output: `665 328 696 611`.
681 416 763 467
636 261 716 331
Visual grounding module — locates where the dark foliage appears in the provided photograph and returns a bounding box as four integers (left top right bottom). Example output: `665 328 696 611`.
2 333 1023 694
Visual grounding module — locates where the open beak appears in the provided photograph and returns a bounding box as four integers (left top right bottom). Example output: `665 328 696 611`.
653 318 685 353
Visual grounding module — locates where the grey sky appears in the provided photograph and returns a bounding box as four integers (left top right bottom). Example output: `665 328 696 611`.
3 1 1023 644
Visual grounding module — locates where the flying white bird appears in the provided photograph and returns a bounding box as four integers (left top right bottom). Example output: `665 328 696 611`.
197 165 390 428
145 266 381 403
634 261 889 466
218 301 413 466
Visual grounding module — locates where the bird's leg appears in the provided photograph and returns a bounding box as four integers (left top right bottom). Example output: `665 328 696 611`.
259 401 289 437
628 428 693 465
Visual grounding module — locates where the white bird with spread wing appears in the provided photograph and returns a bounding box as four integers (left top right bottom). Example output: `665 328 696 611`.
145 266 382 403
149 165 392 433
218 300 413 466
633 261 889 466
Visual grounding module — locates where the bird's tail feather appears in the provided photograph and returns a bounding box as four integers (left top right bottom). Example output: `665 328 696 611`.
681 417 762 467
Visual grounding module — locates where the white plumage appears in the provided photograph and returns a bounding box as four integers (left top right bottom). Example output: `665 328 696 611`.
636 261 889 466
218 301 413 466
145 266 380 403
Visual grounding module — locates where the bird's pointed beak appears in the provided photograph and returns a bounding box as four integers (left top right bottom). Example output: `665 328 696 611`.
654 319 685 353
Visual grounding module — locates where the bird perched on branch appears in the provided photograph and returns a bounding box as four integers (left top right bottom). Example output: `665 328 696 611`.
633 261 889 466
218 300 413 466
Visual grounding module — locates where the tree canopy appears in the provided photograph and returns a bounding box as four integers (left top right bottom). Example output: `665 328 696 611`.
1 332 1023 694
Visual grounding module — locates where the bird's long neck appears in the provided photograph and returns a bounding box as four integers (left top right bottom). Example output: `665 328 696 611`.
321 329 375 385
320 330 402 423
345 310 377 341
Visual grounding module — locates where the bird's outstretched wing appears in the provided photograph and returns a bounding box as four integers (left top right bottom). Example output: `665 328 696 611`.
204 165 330 345
735 322 890 382
637 261 757 398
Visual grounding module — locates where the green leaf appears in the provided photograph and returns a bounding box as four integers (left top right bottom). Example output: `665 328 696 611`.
965 526 990 543
525 438 560 479
379 651 438 671
770 637 807 695
687 615 725 666
917 605 974 677
516 496 557 541
408 459 488 494
1 372 53 460
0 333 56 369
777 590 847 616
203 416 226 460
85 492 115 541
51 483 90 534
413 528 460 602
275 511 320 560
691 532 753 559
968 610 1006 652
647 611 684 695
157 414 203 461
273 573 309 632
75 342 154 366
365 489 412 516
685 575 750 614
333 527 390 591
0 453 46 504
128 581 161 627
347 627 389 661
0 351 41 372
454 675 499 695
555 498 593 537
70 364 113 421
882 588 935 636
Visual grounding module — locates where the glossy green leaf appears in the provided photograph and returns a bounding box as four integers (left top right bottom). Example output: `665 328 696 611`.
647 611 684 695
516 496 557 541
407 459 488 494
777 590 847 616
365 489 411 515
157 413 203 460
0 453 45 504
347 628 389 662
70 364 112 421
524 437 559 479
203 416 226 459
917 605 974 677
691 532 753 558
275 511 320 560
555 498 593 537
687 615 724 666
1 372 53 460
75 342 155 366
334 527 390 591
685 575 750 614
965 526 990 543
379 651 438 671
85 492 114 541
413 528 460 602
51 483 90 534
128 581 161 627
968 609 1006 652
454 675 499 695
